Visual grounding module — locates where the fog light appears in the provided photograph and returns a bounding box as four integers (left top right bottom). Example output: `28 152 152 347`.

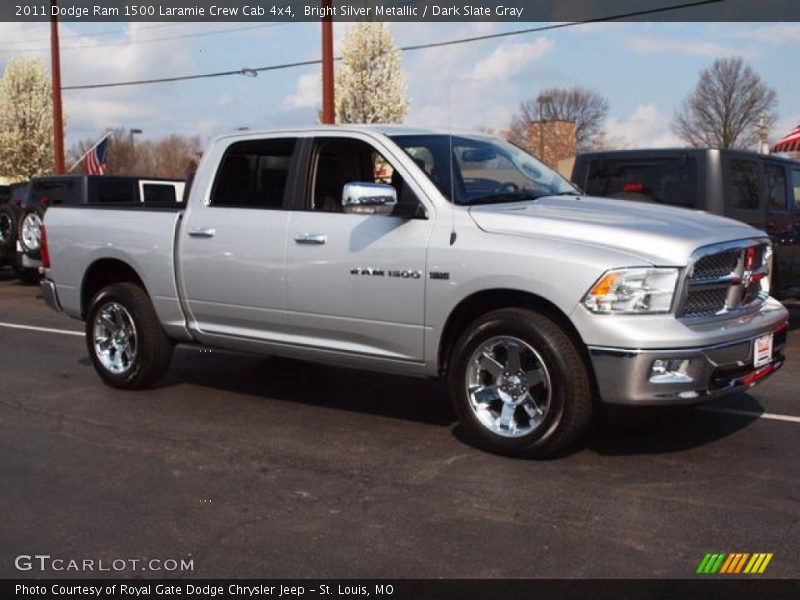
650 359 693 383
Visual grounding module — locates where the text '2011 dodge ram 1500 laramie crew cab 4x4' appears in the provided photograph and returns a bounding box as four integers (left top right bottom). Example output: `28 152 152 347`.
40 126 789 457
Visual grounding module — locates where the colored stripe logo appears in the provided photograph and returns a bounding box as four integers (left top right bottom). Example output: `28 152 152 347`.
697 553 773 574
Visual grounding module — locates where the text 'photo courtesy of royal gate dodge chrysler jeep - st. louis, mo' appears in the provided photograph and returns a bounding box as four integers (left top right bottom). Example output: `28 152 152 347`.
39 126 789 457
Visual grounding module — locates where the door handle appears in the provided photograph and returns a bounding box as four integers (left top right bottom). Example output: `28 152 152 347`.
188 228 216 238
294 233 327 245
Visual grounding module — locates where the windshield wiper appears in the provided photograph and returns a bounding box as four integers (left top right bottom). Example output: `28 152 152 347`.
551 190 582 196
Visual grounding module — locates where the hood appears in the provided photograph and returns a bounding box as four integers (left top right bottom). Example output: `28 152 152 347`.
468 195 764 265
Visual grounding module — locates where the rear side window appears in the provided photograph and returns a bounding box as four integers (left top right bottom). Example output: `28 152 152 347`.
210 138 296 208
764 164 787 211
91 178 137 204
727 159 760 210
792 168 800 210
32 179 79 205
584 157 697 208
142 184 177 204
0 186 9 205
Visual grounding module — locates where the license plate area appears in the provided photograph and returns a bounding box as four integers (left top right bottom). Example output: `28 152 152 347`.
753 334 773 368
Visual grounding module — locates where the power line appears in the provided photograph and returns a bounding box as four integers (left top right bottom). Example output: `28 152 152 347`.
63 0 726 91
0 23 284 53
0 22 200 47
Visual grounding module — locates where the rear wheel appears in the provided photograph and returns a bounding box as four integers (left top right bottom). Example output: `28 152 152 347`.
86 282 173 389
448 308 593 457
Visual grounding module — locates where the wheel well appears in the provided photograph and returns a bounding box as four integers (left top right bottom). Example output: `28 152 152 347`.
437 289 592 378
81 259 145 318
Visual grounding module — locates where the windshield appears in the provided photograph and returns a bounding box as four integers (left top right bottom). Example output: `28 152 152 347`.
390 134 579 205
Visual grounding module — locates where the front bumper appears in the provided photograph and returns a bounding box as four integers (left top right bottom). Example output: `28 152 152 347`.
40 278 62 313
589 321 788 405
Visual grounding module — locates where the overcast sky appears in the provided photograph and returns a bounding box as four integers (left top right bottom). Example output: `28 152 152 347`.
0 21 798 149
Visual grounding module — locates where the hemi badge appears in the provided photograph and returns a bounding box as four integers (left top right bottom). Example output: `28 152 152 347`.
430 272 450 280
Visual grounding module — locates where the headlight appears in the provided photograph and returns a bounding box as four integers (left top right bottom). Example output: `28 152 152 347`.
583 268 679 314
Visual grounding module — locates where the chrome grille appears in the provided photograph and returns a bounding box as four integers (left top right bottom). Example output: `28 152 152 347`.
681 240 769 319
692 249 739 281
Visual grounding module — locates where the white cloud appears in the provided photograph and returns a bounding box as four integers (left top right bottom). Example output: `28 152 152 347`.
604 105 684 149
625 35 759 59
730 24 800 45
283 72 320 111
467 39 554 82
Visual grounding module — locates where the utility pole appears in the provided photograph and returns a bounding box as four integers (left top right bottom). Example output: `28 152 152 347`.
50 0 65 174
320 0 335 125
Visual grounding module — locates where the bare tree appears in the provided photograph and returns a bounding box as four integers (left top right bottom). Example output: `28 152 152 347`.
672 57 778 149
508 86 609 151
68 128 203 179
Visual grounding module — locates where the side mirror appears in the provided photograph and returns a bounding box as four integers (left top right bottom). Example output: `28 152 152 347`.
342 182 397 215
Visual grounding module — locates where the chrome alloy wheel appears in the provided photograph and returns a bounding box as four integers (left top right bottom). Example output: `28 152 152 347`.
21 212 42 251
465 336 552 438
0 213 11 243
93 302 138 375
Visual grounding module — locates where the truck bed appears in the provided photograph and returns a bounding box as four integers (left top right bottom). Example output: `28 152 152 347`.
44 206 190 340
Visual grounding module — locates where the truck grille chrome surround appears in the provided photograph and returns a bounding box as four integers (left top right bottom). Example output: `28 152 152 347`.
678 239 770 320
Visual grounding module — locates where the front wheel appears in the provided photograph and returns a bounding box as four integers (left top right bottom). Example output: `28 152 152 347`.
448 308 593 457
86 282 173 389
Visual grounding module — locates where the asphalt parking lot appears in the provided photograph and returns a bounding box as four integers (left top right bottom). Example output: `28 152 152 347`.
1 269 798 579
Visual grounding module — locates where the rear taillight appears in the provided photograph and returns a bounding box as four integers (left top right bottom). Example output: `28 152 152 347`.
40 224 50 269
623 182 644 192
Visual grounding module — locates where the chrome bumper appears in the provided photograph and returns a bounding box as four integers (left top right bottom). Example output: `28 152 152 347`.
589 322 788 405
40 279 62 313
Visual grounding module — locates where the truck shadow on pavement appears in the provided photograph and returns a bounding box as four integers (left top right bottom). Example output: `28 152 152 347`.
154 345 763 457
159 346 456 427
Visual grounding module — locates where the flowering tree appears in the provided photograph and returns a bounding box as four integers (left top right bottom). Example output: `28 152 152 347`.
335 23 408 124
0 58 54 181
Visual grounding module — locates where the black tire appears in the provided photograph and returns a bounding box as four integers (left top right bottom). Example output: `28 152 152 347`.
17 205 45 260
86 282 173 389
448 308 593 458
0 204 17 252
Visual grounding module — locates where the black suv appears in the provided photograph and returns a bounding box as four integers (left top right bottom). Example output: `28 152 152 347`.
15 174 183 282
571 149 800 297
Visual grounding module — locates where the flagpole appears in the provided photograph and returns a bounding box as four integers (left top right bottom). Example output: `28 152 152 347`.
67 132 111 173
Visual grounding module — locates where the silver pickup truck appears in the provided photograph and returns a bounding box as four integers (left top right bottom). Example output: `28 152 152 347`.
40 126 789 457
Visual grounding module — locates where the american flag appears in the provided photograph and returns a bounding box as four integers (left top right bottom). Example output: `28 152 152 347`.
85 136 109 175
772 125 800 153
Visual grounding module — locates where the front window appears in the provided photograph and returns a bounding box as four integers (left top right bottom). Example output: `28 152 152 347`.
390 134 578 205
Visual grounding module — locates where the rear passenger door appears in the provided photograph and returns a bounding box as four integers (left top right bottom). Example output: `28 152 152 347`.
180 137 299 341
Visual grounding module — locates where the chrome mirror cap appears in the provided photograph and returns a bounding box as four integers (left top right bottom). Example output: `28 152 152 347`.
342 182 398 215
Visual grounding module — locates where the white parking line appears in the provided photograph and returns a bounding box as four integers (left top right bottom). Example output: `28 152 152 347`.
0 321 83 337
697 406 800 424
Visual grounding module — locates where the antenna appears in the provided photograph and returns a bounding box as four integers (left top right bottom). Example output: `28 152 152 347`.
447 84 457 246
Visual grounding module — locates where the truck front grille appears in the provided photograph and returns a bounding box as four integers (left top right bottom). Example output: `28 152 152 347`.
680 240 769 319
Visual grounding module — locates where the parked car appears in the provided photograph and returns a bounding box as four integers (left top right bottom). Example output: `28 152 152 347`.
571 149 800 297
0 184 14 268
40 127 788 457
16 175 185 282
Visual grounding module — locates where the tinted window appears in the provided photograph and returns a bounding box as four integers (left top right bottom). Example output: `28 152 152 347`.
0 185 9 205
311 137 421 216
92 178 137 204
142 184 177 204
211 138 295 208
32 179 80 205
584 157 697 208
728 159 760 210
792 168 800 211
764 164 787 211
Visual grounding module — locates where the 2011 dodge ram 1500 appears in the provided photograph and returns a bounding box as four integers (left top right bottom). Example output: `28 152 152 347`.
39 126 789 457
